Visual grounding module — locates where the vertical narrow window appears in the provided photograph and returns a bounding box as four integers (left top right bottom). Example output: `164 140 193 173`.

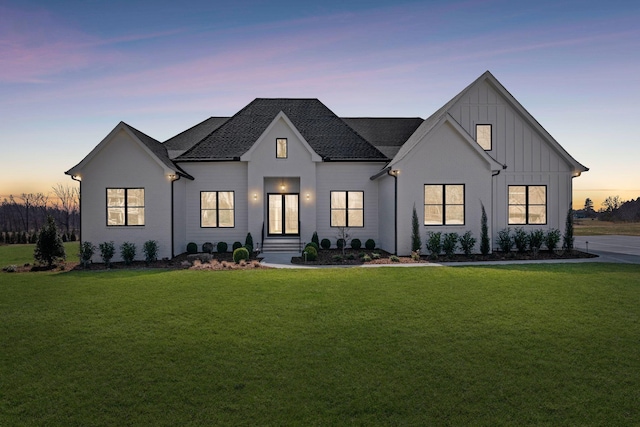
424 184 464 225
508 185 546 224
201 191 235 227
107 188 145 226
476 124 492 150
330 191 364 227
276 138 288 158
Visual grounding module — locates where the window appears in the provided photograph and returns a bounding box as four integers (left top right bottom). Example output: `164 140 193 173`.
201 191 235 227
276 138 287 158
331 191 364 227
476 124 492 150
107 188 144 226
508 186 546 224
424 184 464 225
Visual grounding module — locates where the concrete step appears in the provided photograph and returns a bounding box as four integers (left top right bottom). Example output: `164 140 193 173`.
261 239 303 253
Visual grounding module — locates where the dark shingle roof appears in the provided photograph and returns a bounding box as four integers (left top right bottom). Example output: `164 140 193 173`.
175 99 389 161
341 117 424 158
163 117 229 154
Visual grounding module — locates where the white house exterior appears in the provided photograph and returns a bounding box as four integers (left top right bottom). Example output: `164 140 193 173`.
66 71 587 261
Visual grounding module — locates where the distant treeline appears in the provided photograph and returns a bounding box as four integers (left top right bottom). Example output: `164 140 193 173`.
1 185 79 244
575 196 640 222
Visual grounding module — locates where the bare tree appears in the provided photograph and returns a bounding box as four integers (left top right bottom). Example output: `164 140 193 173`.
52 183 79 235
602 195 623 212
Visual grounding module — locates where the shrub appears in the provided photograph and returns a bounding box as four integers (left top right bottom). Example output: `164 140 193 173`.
3 265 17 273
371 252 381 259
411 251 420 261
529 229 545 251
336 238 345 249
233 247 250 263
202 242 214 253
362 254 371 262
351 238 362 250
425 231 442 258
320 238 331 250
143 240 159 263
513 228 529 253
497 228 513 253
442 232 459 257
390 255 400 262
365 239 376 250
459 231 476 256
358 252 366 258
306 241 319 251
187 242 198 254
332 254 343 262
232 241 242 251
34 216 66 268
70 231 77 242
303 245 318 261
346 253 356 260
217 241 228 253
78 241 96 268
545 228 561 252
311 231 319 247
99 241 115 267
563 208 574 250
120 242 137 265
411 205 422 252
245 233 253 253
480 204 490 255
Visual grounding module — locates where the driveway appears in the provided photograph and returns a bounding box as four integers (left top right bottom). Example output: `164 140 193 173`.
574 235 640 264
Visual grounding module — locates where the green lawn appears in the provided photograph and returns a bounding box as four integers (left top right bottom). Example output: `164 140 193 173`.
0 242 78 267
575 219 640 236
1 264 639 425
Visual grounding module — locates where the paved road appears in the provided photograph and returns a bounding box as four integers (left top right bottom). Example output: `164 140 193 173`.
574 235 640 264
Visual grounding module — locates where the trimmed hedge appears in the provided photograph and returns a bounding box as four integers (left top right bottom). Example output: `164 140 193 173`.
232 247 250 263
350 238 361 250
365 239 376 250
187 242 198 254
217 241 228 253
320 238 331 250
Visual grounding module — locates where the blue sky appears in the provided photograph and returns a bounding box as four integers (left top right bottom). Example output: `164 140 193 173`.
1 0 639 207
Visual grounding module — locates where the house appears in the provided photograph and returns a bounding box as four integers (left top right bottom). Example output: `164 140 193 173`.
65 71 587 261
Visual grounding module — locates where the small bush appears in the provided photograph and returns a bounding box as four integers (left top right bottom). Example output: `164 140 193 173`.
371 252 381 259
513 228 529 253
233 247 250 263
143 240 159 263
320 238 331 250
187 242 198 254
99 241 115 267
79 241 96 268
202 242 214 253
362 254 371 262
332 254 343 262
545 229 561 252
34 216 66 268
346 253 356 260
336 238 345 249
365 239 376 250
70 232 77 242
232 241 242 251
245 233 253 249
350 238 362 250
425 231 442 259
411 251 420 261
390 255 400 262
306 241 319 252
459 231 476 256
303 245 318 261
442 232 459 257
497 228 513 253
217 241 228 253
3 265 18 273
120 242 136 265
529 229 545 251
311 231 319 247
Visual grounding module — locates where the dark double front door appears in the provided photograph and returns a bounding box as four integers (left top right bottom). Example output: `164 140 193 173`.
268 194 299 235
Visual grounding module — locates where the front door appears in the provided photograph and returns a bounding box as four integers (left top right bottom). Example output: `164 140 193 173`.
268 194 299 235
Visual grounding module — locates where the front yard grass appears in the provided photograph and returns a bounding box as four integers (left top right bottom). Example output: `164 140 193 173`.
575 219 640 236
1 264 639 425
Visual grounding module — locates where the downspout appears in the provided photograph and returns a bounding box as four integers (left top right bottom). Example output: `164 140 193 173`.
170 174 181 259
388 169 398 255
71 175 81 244
490 164 507 253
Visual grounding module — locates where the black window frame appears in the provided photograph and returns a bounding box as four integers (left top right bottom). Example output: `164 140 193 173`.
276 138 288 159
476 124 492 151
508 185 547 225
200 191 235 228
106 187 145 226
423 184 465 226
330 190 364 228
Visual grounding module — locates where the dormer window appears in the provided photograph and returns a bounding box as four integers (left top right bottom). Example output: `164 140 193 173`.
276 138 288 158
476 124 492 150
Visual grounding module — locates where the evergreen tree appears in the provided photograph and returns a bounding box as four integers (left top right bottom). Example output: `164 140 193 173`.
480 204 490 255
411 204 422 252
34 215 66 268
562 208 574 251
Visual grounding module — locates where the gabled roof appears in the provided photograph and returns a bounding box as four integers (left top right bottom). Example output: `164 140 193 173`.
163 116 229 156
65 122 193 180
175 98 389 161
341 117 424 159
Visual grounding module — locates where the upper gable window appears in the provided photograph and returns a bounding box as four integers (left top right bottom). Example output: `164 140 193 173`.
276 138 288 159
476 124 492 150
107 188 145 226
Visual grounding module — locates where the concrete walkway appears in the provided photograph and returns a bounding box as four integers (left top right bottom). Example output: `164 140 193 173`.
574 235 640 264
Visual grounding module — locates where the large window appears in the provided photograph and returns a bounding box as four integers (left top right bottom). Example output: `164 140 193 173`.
424 184 464 225
276 138 288 158
508 185 546 224
201 191 235 227
476 124 492 150
331 191 364 227
107 188 145 226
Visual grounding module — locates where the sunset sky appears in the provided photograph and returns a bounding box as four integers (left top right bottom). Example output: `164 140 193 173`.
1 0 639 209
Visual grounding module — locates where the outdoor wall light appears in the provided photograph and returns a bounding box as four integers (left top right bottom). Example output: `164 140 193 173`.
253 193 257 200
306 193 310 200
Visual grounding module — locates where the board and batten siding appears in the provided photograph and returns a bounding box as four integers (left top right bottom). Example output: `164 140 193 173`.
315 163 382 247
448 80 574 240
179 162 248 250
78 129 173 261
